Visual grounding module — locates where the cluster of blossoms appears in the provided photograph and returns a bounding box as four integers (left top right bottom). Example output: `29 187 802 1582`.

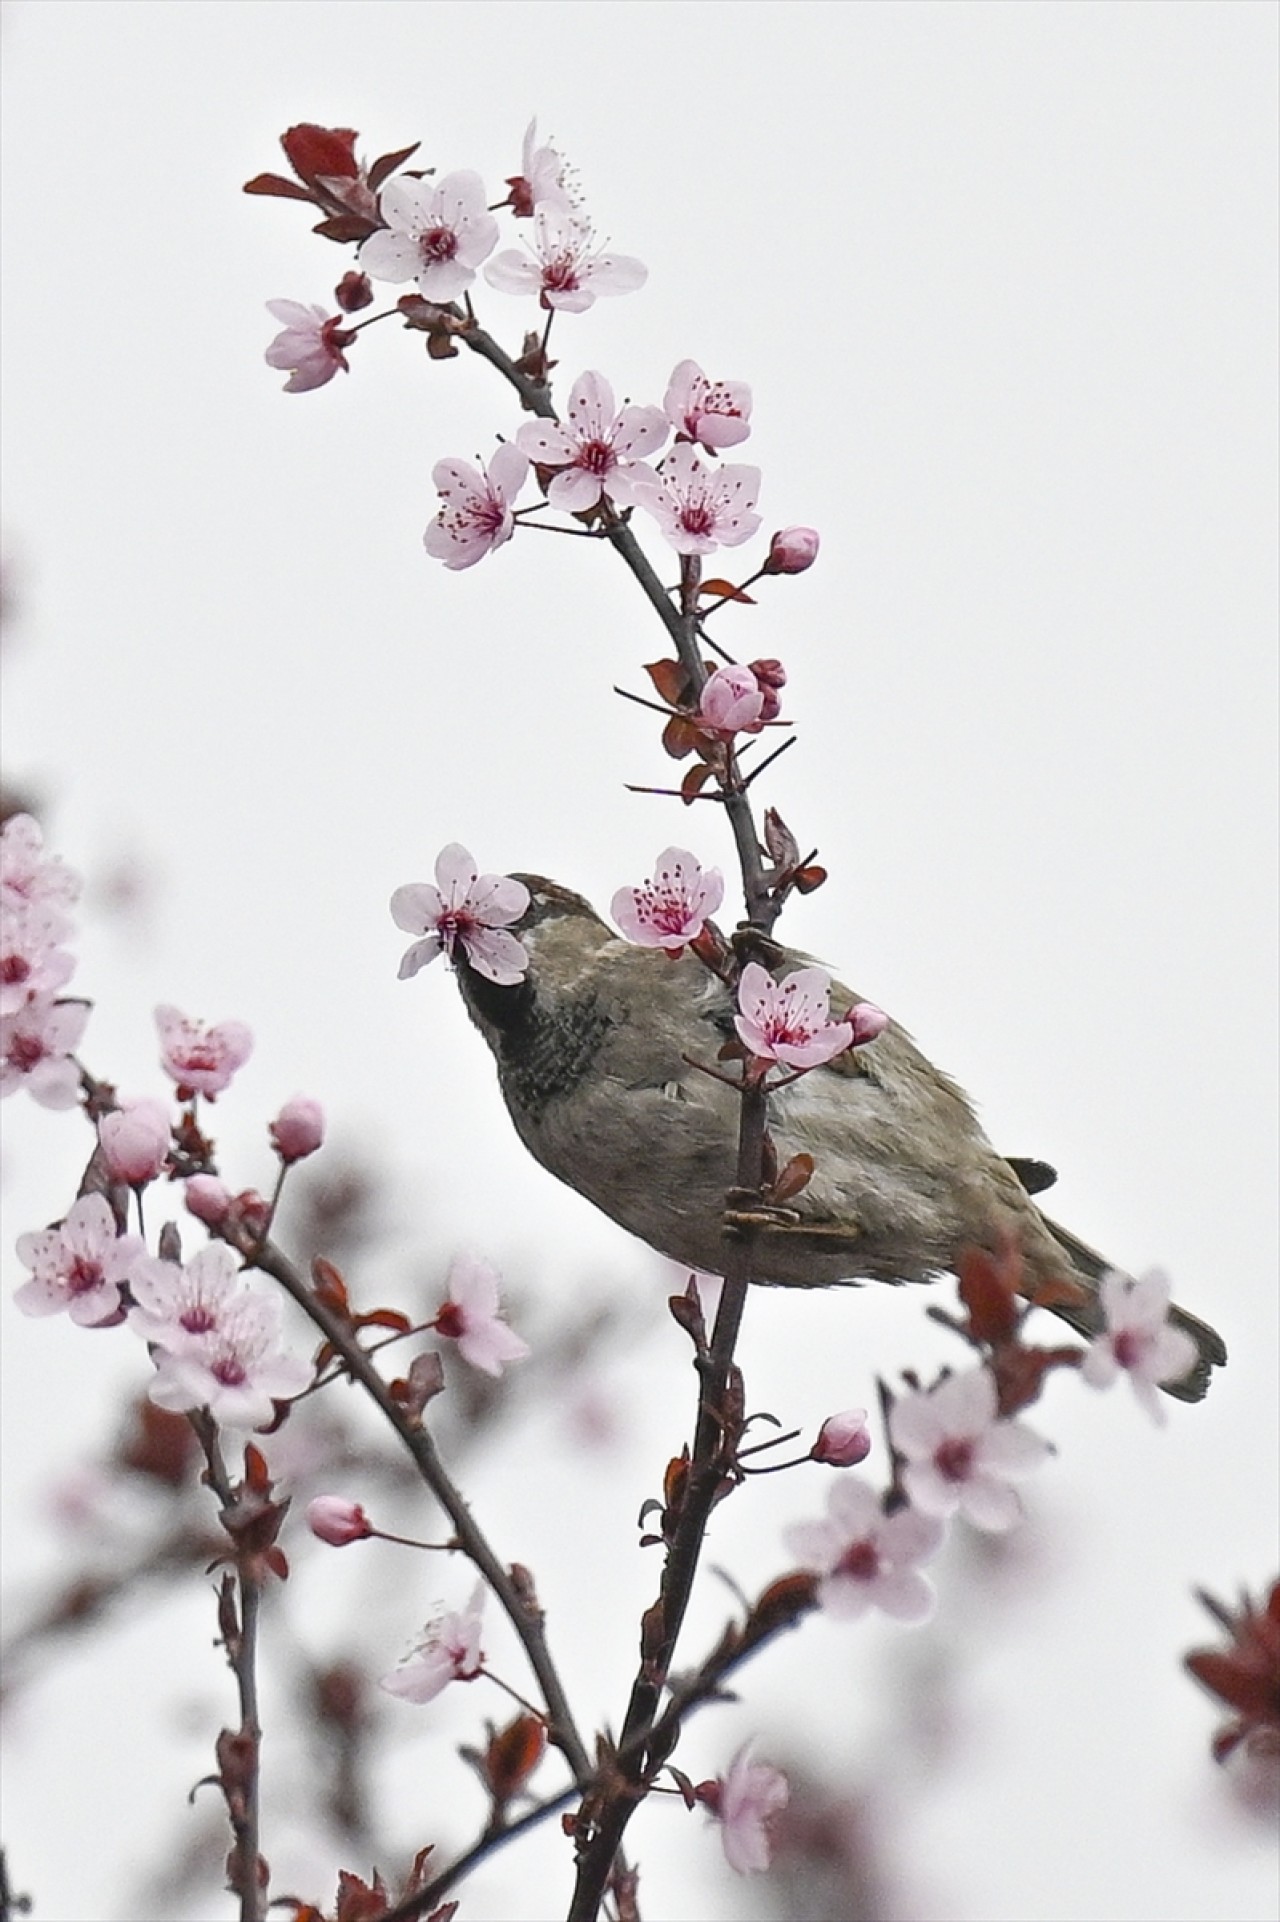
1 813 88 1108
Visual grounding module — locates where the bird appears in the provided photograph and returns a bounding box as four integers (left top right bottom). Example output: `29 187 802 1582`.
451 876 1226 1403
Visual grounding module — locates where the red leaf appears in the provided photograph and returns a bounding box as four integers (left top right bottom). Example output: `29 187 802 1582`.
368 140 422 190
312 212 379 243
680 762 713 803
644 657 690 707
793 864 827 894
282 124 361 186
242 173 315 202
698 578 755 604
662 713 702 760
772 1152 815 1203
483 1713 547 1800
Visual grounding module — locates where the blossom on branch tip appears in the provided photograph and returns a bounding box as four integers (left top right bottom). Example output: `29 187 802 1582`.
128 1240 245 1349
15 1193 144 1327
270 1095 326 1164
307 1496 373 1546
611 849 724 954
0 814 81 915
359 170 498 302
1081 1269 1200 1425
506 118 576 217
764 526 820 575
155 1005 252 1100
434 1252 530 1377
628 444 761 555
734 964 859 1072
697 1743 789 1875
811 1407 872 1467
0 901 76 1017
380 1583 486 1704
664 359 752 452
99 1097 172 1186
144 1284 311 1429
423 444 529 570
516 370 667 512
889 1367 1052 1532
698 664 767 737
392 844 530 986
785 1476 945 1622
0 996 89 1108
264 300 355 393
485 207 646 313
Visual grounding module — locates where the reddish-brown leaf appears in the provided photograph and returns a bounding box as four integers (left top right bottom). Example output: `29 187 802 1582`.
644 657 690 707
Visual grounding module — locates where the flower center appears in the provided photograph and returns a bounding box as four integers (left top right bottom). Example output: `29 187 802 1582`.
436 1301 466 1340
180 1306 218 1335
934 1436 976 1483
835 1538 881 1583
1 953 30 985
542 254 581 292
419 225 459 265
8 1032 45 1071
1113 1330 1143 1370
66 1255 104 1296
678 503 716 538
578 437 614 476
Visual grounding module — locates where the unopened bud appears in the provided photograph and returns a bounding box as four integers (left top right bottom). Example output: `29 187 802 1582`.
185 1175 232 1225
810 1408 872 1467
306 1496 373 1546
334 269 374 313
269 1095 326 1164
764 526 820 575
99 1099 171 1186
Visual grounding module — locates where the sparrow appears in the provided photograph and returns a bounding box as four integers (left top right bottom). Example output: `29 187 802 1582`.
452 876 1226 1403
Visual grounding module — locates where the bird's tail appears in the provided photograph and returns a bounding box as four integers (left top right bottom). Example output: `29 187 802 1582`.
1039 1215 1227 1404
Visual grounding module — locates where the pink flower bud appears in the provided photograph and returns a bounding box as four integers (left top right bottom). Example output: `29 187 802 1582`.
810 1408 872 1467
698 665 765 738
185 1174 232 1225
99 1099 171 1185
746 658 787 721
764 526 820 575
334 269 374 313
848 1002 890 1047
269 1095 326 1164
306 1496 373 1546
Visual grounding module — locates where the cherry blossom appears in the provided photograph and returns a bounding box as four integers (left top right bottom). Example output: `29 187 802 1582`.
734 964 861 1072
0 901 76 1017
264 299 355 393
889 1367 1052 1532
697 1743 789 1875
764 526 820 575
506 117 576 217
15 1194 144 1327
380 1583 486 1705
359 170 499 302
611 848 724 953
1081 1269 1200 1425
699 664 767 738
145 1286 311 1429
99 1097 172 1186
628 444 761 555
307 1496 373 1546
128 1240 244 1349
423 444 529 570
391 844 530 986
434 1252 530 1377
517 370 667 513
184 1175 233 1226
810 1408 872 1468
785 1476 945 1623
664 359 752 452
269 1095 326 1163
155 1005 253 1100
484 207 646 313
0 813 81 914
0 996 89 1107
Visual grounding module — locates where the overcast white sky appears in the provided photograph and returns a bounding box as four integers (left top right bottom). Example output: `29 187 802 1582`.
2 4 1277 1920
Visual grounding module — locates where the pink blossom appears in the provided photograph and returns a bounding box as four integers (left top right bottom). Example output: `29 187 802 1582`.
506 118 576 217
269 1095 326 1164
359 170 499 302
128 1240 244 1348
699 665 767 738
0 813 81 914
307 1496 373 1546
423 444 529 570
889 1367 1052 1533
0 996 89 1107
611 848 724 953
810 1408 872 1468
14 1193 144 1327
764 526 820 575
264 300 355 393
734 963 859 1072
155 1005 253 1100
0 901 76 1017
485 207 647 313
145 1284 312 1429
628 444 762 555
664 359 752 452
517 370 667 513
184 1174 233 1226
391 844 530 986
698 1743 789 1875
380 1583 486 1704
99 1097 171 1186
1081 1269 1200 1426
434 1252 530 1377
785 1477 945 1623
